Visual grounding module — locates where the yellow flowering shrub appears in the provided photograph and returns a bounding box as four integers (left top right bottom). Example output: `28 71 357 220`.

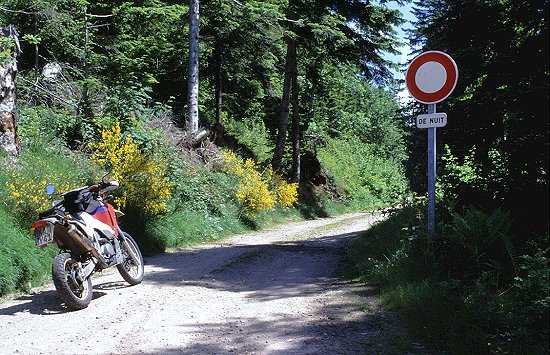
90 122 172 217
222 150 298 213
274 176 299 207
5 170 83 213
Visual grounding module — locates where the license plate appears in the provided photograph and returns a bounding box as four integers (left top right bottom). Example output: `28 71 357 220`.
34 224 54 247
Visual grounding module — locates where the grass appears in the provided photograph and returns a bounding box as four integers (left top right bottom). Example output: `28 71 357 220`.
0 208 55 297
345 205 483 352
346 203 549 354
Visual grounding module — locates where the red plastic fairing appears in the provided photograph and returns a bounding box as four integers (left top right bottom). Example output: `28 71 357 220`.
31 220 49 229
92 203 119 236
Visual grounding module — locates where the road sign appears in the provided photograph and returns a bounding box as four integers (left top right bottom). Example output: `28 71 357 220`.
406 51 458 104
416 113 447 128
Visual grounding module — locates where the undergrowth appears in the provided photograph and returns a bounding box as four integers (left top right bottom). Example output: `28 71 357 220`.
317 137 408 210
0 205 56 296
0 104 404 298
348 203 549 354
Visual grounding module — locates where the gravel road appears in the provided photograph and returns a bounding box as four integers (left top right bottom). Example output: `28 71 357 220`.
0 212 409 354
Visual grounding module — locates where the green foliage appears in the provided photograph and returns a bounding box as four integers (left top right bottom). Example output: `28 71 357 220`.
0 114 98 227
409 0 549 235
308 66 406 160
349 204 549 353
224 115 273 163
200 0 284 126
0 36 15 63
440 145 508 207
317 137 408 210
99 2 187 89
21 34 41 45
0 208 54 297
444 208 517 278
18 106 85 146
169 161 236 218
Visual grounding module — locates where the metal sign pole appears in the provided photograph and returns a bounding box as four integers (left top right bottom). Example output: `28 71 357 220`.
427 103 437 239
406 51 457 241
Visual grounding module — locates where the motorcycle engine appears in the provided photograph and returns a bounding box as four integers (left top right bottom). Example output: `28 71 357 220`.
100 241 115 258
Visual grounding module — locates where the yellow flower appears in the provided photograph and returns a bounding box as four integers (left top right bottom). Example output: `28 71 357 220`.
221 150 298 214
90 122 172 216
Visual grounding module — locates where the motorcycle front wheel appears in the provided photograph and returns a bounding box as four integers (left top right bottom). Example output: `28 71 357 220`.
52 252 93 310
116 232 144 285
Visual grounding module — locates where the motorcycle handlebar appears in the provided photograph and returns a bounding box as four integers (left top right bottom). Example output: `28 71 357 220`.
98 179 119 192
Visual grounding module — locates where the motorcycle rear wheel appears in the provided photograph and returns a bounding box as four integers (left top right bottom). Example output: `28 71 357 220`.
116 232 144 285
52 253 93 310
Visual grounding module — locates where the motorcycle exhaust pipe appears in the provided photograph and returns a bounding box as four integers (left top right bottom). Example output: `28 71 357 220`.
64 224 109 269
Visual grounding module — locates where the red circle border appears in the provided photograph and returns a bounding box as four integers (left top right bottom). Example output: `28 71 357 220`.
406 51 458 104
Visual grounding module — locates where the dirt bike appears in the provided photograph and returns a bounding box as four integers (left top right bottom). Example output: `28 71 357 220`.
31 178 144 310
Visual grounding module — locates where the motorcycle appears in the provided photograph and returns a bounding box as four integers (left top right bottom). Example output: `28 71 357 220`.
31 178 144 310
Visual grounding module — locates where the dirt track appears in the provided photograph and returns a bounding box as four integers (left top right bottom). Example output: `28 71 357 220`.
0 212 409 354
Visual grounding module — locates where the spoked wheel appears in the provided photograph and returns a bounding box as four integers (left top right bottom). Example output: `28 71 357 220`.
116 232 144 285
52 252 93 310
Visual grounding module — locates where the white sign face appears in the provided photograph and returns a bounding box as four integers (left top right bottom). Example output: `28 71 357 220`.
416 113 447 128
415 61 447 93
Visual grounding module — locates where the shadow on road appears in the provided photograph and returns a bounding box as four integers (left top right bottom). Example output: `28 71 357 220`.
142 230 368 300
131 229 407 353
0 289 108 315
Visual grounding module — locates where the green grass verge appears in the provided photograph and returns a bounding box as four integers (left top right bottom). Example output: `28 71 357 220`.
347 204 549 354
0 208 55 297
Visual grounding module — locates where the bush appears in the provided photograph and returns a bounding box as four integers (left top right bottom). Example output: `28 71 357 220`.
224 115 272 163
317 137 408 210
349 204 549 353
439 145 508 209
0 208 54 297
0 137 97 228
221 150 298 214
90 122 173 217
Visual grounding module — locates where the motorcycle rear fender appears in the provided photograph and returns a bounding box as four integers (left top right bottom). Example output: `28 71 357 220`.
31 217 60 232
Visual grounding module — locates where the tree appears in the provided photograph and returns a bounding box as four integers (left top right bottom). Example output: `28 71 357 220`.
187 0 200 132
0 25 20 156
272 29 296 172
200 0 285 137
271 0 404 177
409 0 549 235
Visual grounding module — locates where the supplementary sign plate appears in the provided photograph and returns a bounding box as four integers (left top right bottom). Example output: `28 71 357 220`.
416 113 447 128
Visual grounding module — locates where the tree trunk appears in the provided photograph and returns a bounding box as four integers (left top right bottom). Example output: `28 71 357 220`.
80 7 92 118
272 34 296 172
34 18 39 82
187 0 200 133
0 25 20 157
214 39 224 138
291 56 300 183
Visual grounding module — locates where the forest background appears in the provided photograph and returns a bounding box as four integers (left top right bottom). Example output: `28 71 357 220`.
0 0 548 353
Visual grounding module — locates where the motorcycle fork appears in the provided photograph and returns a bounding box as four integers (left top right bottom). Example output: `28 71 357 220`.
112 237 124 265
116 227 140 265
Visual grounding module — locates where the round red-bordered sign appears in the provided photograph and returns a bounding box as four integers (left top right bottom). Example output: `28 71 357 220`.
406 51 458 104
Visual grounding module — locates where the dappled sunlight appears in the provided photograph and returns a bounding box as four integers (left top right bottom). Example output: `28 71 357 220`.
142 230 369 302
